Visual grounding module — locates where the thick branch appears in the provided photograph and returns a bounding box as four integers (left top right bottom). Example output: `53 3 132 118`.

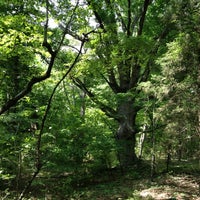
72 77 94 98
127 0 131 36
86 0 105 30
117 61 131 92
129 63 141 88
101 70 121 93
132 7 143 33
72 77 119 120
138 0 152 36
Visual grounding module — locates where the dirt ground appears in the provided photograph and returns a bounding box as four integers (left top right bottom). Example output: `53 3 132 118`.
139 174 200 200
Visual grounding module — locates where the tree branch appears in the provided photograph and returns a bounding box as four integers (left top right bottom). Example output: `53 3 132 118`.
57 0 80 49
18 31 87 200
0 53 56 115
0 0 85 115
86 0 105 30
127 0 131 36
99 70 121 93
115 5 127 32
72 77 119 120
129 63 141 88
138 0 152 36
0 0 58 115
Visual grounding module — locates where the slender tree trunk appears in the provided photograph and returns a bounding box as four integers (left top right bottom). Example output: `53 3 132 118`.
178 137 182 161
150 133 156 181
138 125 147 159
166 151 171 172
17 151 22 191
150 99 156 181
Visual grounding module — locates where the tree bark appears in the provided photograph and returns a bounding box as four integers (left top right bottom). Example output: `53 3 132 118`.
116 98 138 167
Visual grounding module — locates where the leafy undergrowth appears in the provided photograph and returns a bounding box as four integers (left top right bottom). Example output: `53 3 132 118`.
0 160 200 199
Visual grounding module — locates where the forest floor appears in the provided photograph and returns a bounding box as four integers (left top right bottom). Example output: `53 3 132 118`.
0 160 199 199
68 160 200 200
67 162 200 200
74 172 200 200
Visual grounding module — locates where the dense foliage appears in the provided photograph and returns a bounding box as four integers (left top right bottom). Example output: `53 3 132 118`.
0 0 199 199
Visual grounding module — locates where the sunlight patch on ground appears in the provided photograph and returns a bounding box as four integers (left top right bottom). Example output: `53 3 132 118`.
140 186 173 199
139 174 200 200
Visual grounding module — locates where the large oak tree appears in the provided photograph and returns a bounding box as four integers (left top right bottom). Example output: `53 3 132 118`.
72 0 178 167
